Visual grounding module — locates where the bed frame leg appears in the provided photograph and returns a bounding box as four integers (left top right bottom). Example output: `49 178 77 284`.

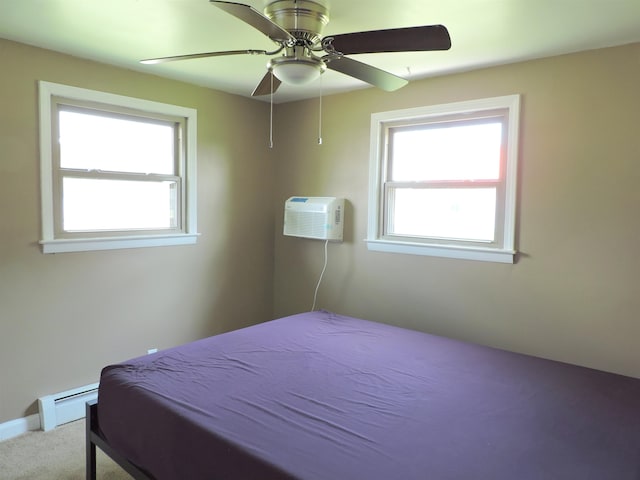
86 400 97 480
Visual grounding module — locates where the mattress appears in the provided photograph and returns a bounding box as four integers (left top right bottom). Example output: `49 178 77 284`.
97 311 640 479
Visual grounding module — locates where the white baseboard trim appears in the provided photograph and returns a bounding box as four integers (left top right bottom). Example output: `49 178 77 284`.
0 414 41 442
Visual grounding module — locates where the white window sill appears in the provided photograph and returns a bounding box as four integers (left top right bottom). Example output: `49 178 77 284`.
40 233 200 254
365 239 515 264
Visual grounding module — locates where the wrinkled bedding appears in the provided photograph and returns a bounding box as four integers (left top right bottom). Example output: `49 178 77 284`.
98 310 640 479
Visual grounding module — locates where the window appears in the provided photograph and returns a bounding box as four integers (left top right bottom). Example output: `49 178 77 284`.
39 81 198 253
367 95 520 263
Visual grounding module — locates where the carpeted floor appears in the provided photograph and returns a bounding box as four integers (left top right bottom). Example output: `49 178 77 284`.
0 420 130 479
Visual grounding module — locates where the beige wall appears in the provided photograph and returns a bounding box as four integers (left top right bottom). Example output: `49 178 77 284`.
2 38 638 425
0 39 275 423
273 43 640 379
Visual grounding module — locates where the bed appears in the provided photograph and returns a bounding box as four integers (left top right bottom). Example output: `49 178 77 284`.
87 310 640 479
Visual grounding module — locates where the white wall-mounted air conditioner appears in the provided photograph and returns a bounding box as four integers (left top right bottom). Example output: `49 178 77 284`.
284 197 344 241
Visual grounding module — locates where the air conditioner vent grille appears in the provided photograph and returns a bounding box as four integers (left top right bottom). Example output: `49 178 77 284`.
284 196 344 241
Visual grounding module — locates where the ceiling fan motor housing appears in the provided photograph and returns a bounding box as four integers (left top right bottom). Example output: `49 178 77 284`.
264 0 329 85
264 0 329 45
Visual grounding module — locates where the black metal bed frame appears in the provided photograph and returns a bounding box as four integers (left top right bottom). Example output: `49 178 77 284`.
85 400 153 480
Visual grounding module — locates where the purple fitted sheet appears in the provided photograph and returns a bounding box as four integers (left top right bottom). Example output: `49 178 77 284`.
98 311 640 479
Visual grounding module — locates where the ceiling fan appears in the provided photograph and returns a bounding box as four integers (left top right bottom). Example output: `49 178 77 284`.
141 0 451 97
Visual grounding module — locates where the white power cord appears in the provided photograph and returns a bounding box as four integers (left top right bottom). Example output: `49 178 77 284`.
311 239 329 311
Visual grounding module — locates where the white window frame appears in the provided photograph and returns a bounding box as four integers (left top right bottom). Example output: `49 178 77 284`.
366 95 520 263
38 81 198 254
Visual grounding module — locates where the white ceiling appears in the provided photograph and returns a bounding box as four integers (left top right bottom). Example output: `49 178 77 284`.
1 0 639 103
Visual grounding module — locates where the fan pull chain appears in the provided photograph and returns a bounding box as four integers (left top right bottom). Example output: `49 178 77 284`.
318 75 323 145
269 71 274 149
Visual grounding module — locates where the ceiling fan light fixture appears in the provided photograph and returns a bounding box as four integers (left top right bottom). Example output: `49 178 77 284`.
269 56 326 85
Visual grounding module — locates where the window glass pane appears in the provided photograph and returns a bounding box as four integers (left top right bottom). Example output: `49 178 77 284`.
389 188 496 241
59 110 175 174
391 122 502 181
62 177 177 231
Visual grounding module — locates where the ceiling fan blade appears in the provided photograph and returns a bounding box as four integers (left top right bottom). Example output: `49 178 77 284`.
325 56 408 92
324 25 451 55
252 71 282 96
141 49 268 64
210 1 295 44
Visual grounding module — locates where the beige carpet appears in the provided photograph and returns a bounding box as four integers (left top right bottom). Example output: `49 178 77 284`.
0 420 131 479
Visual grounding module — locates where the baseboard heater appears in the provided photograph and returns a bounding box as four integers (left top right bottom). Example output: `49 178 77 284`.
38 382 99 431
